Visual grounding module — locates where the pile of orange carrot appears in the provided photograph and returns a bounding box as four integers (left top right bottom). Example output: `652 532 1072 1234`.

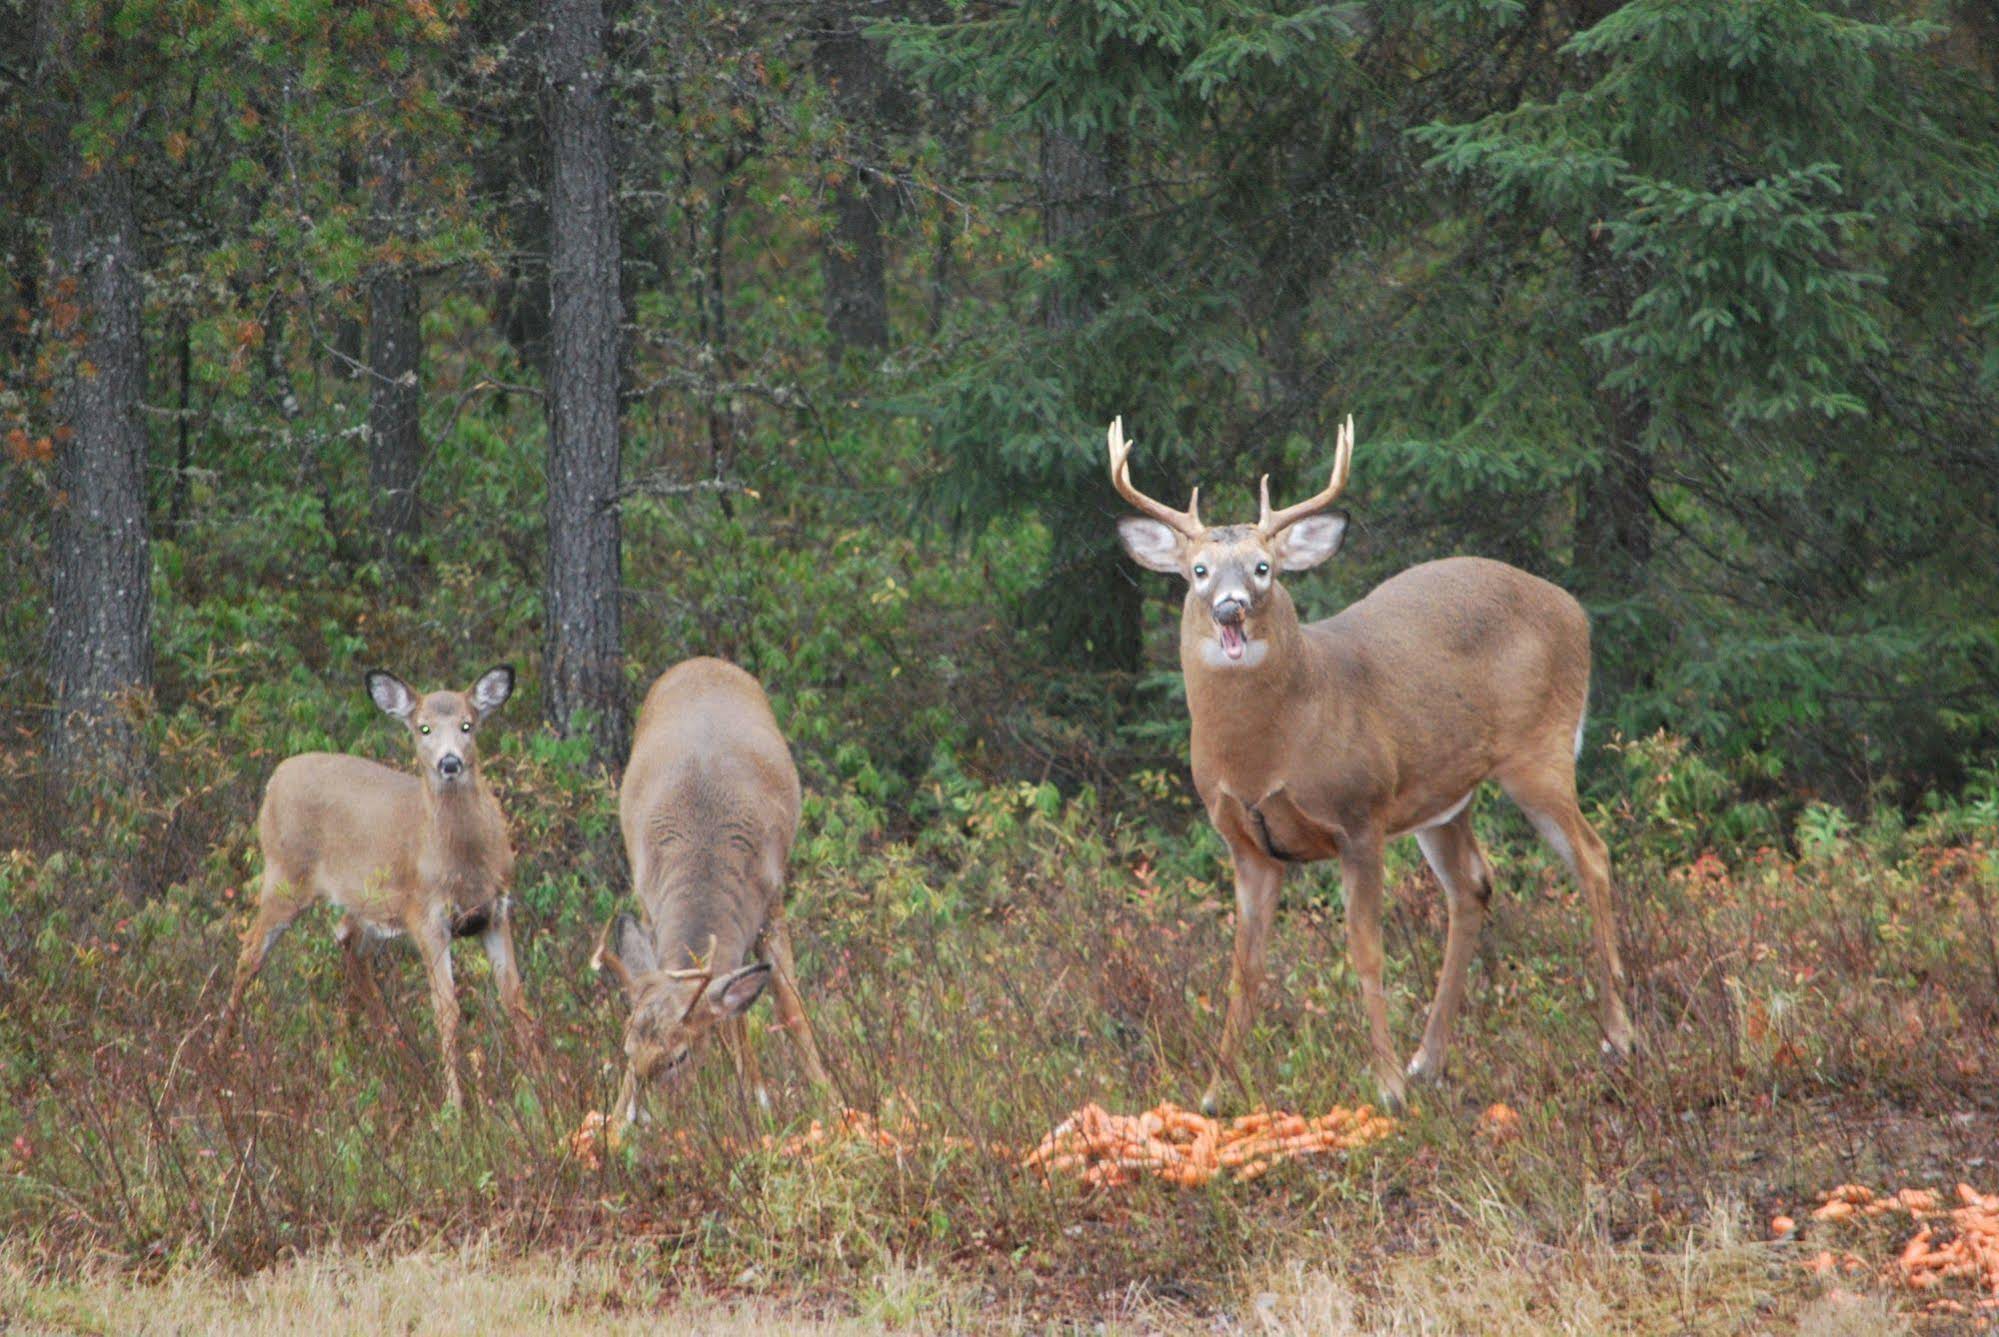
1021 1101 1396 1188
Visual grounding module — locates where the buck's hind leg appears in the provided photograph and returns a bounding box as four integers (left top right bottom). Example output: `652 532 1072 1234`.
1498 765 1635 1060
1339 829 1408 1111
1408 809 1492 1084
214 866 307 1051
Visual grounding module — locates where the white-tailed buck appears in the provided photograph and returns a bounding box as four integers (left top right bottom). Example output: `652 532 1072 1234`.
213 665 532 1106
1109 416 1635 1111
593 657 830 1131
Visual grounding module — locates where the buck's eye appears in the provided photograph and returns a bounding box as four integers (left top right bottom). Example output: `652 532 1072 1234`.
1255 561 1270 577
1192 564 1208 579
419 724 432 735
460 721 472 733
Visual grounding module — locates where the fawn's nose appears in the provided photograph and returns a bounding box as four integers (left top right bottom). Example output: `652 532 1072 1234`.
438 753 465 779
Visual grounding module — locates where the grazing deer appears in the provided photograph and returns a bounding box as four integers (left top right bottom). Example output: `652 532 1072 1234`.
592 657 830 1131
213 665 531 1106
1108 416 1635 1111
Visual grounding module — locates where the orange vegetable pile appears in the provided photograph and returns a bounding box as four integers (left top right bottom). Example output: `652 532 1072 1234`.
1021 1101 1397 1188
567 1099 1397 1190
1796 1182 1999 1315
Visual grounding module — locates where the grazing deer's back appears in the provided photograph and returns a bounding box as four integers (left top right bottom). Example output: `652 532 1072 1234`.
620 659 800 937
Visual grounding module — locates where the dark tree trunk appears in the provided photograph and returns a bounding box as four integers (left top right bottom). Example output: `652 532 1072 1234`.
1575 388 1655 596
813 15 891 358
1039 128 1112 331
541 0 627 766
366 143 423 565
1574 235 1655 600
1037 125 1140 672
43 105 151 784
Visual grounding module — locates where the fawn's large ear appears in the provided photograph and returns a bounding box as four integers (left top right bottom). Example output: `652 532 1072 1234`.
701 962 771 1020
365 669 417 721
469 664 514 719
1274 512 1348 572
592 913 657 1005
1117 517 1188 574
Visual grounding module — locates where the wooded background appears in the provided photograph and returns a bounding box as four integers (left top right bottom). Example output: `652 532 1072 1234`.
4 0 1996 829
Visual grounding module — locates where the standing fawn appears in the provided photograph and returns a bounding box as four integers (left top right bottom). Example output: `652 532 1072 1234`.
593 657 830 1132
213 665 532 1107
1109 416 1635 1111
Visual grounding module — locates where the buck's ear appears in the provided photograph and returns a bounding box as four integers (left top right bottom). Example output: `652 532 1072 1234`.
1275 512 1347 571
702 962 771 1019
592 912 658 1004
469 664 515 719
1117 517 1187 574
365 669 417 720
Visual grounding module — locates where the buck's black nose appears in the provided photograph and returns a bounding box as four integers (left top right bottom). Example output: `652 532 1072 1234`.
438 754 464 778
1213 597 1247 625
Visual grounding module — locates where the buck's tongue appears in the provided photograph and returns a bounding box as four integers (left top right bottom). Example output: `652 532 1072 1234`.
1219 621 1246 660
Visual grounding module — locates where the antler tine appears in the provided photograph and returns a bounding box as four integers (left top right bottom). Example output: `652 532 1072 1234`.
1258 414 1356 537
1107 417 1204 537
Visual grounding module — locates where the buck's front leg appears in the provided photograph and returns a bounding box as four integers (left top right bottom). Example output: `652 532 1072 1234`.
1200 842 1286 1116
411 909 463 1108
1340 829 1406 1110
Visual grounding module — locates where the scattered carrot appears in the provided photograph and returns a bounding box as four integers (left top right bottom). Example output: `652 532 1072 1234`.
1476 1102 1522 1143
565 1098 1397 1191
1022 1101 1397 1189
1790 1180 1999 1310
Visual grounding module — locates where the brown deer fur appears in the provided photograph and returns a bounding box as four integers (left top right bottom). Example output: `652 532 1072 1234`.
1110 417 1635 1111
213 666 531 1107
594 658 830 1130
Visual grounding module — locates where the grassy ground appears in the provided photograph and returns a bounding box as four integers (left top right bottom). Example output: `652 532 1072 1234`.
2 756 1995 1332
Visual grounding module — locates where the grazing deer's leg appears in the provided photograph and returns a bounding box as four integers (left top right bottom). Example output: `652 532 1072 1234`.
410 910 463 1107
1499 766 1636 1059
1200 843 1286 1116
215 870 305 1049
1340 830 1407 1109
720 1016 770 1111
763 915 832 1089
1409 810 1492 1084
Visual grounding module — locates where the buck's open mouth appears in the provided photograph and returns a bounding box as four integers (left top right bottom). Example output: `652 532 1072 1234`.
1217 620 1247 660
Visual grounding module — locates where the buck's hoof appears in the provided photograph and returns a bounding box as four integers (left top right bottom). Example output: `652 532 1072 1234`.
1375 1069 1409 1114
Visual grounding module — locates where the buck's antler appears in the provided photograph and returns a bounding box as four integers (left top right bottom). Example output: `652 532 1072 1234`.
1258 414 1355 537
1107 417 1205 537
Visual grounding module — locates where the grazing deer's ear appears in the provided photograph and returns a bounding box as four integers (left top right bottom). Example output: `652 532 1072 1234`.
365 669 417 720
1117 517 1187 574
592 913 657 1004
469 664 515 719
703 962 771 1019
1275 512 1348 572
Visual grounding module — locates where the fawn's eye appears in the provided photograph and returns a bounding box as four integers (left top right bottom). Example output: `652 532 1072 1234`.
1193 564 1208 579
419 724 431 735
1255 561 1270 577
460 721 472 733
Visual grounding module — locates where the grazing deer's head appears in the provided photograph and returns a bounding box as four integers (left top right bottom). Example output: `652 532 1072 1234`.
365 665 515 788
1110 417 1353 668
593 913 770 1127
